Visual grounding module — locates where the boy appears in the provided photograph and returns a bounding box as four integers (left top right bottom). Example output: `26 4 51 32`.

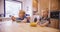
37 9 50 26
11 10 27 23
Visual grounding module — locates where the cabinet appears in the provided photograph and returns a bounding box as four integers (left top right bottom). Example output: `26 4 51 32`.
50 19 59 29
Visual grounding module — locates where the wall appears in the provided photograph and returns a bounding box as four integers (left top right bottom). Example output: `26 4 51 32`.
18 0 33 17
0 0 4 14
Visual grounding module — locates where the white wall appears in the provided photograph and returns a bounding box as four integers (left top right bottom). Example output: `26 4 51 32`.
18 0 33 16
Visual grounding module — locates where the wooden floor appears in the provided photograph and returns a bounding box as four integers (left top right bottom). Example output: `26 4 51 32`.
0 21 59 32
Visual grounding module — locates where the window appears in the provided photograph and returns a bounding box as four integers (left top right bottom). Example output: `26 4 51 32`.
5 0 22 17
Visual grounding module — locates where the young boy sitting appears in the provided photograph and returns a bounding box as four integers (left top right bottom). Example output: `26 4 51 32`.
11 10 27 23
37 9 50 26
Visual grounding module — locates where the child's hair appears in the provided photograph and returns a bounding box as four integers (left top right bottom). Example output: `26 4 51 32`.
19 10 25 14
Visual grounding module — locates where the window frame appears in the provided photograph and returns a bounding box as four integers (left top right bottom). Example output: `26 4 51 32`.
4 0 23 17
